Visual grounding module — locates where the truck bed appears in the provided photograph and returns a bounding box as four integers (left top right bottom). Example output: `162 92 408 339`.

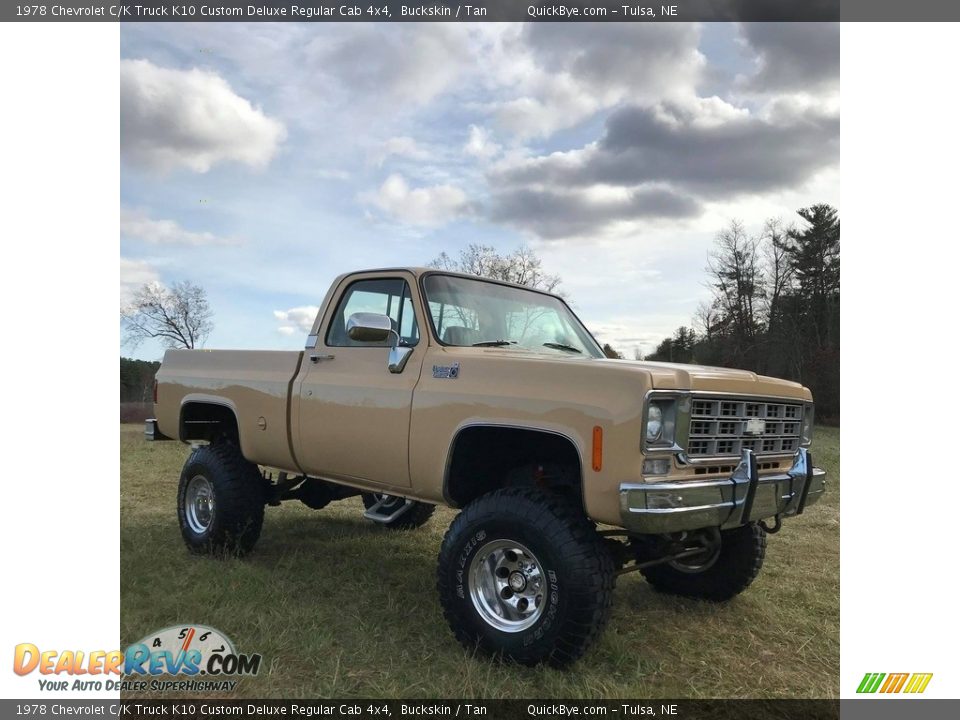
154 349 304 471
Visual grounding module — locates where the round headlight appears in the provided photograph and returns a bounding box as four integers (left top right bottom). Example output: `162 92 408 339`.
646 404 663 442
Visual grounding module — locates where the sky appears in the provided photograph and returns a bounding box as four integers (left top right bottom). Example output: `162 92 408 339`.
120 22 839 361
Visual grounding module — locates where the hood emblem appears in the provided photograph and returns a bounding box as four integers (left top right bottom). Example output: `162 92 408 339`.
744 418 766 435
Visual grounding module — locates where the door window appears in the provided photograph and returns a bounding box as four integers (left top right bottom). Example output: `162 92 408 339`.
326 278 420 347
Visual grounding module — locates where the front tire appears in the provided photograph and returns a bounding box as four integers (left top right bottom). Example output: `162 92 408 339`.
641 522 766 601
177 442 265 556
437 487 614 667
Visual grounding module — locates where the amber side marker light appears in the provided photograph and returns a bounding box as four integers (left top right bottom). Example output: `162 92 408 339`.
592 426 603 471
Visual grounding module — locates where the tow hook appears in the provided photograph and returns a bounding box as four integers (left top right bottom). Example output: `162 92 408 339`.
758 515 782 534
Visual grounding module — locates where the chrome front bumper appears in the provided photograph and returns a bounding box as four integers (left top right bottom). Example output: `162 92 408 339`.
619 448 826 534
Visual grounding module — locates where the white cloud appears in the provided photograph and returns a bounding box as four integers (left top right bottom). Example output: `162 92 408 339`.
310 25 471 107
589 320 671 359
274 306 319 335
478 24 706 139
372 136 431 166
364 174 469 227
121 207 236 246
120 58 286 173
120 257 160 304
463 125 501 161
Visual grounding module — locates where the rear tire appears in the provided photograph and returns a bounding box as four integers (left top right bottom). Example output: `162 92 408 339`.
361 493 435 530
177 442 265 556
641 523 766 601
436 487 614 667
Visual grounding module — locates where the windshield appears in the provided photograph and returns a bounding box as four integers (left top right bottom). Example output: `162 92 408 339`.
422 274 604 358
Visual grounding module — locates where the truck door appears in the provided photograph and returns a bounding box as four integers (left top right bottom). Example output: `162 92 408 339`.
295 274 426 487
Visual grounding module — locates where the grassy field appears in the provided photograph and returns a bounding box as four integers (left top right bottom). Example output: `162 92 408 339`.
120 425 839 699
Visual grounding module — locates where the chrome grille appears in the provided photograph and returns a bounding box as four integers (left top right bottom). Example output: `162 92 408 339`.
687 397 802 457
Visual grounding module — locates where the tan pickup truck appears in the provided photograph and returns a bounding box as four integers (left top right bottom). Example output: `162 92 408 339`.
147 267 825 667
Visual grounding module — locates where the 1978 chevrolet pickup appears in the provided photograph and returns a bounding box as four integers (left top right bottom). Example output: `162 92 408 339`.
147 267 825 666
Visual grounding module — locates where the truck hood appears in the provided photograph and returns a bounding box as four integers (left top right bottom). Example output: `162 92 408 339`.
612 359 811 401
453 348 811 401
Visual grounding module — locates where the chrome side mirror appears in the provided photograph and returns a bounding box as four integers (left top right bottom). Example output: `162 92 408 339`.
345 312 413 374
346 312 392 342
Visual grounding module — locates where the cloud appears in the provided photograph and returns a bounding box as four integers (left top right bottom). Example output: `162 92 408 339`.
121 58 286 173
119 23 839 360
487 96 838 237
364 174 469 227
464 125 501 161
738 23 840 93
490 186 700 239
482 24 705 138
121 207 237 246
120 257 160 304
590 321 667 356
309 25 470 106
373 136 431 166
580 100 838 195
274 306 319 335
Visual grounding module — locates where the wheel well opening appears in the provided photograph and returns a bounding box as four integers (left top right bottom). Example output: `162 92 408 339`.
445 426 583 509
180 402 239 444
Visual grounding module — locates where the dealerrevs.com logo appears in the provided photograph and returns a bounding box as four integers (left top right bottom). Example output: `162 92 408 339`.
857 672 933 694
13 625 262 693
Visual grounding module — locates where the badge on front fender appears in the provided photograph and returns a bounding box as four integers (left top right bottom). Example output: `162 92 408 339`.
433 362 460 379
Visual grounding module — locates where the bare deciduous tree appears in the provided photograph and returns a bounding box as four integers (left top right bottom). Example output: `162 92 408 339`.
694 300 721 341
761 218 794 320
429 244 562 293
121 281 214 350
706 220 765 363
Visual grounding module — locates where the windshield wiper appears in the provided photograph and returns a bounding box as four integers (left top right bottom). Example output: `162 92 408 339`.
472 340 517 347
542 342 582 354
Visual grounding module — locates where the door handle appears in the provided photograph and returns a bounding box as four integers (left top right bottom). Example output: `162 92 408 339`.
309 354 335 363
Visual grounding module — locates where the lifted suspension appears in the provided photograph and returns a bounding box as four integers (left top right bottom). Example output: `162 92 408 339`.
603 527 723 576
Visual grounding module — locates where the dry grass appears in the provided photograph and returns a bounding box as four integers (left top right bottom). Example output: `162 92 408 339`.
120 402 153 424
120 425 839 699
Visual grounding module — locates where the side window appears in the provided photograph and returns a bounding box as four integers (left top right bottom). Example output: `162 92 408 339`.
325 278 420 348
397 285 420 346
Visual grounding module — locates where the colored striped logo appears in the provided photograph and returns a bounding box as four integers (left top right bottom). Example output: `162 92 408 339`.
857 672 933 694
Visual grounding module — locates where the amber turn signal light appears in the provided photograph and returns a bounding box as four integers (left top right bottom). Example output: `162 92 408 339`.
592 426 603 472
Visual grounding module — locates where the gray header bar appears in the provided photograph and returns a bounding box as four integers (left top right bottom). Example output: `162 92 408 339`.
6 1 960 23
3 0 911 24
5 0 960 23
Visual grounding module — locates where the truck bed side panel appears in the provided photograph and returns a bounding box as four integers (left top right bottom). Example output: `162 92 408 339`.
155 349 304 471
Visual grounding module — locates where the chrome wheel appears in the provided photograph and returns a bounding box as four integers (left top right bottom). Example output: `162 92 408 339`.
468 539 546 633
185 475 215 534
668 544 721 573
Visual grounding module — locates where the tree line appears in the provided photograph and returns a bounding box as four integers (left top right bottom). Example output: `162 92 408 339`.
120 357 160 403
642 204 840 421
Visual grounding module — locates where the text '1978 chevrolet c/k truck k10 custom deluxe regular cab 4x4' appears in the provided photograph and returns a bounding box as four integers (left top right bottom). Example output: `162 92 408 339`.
147 267 826 667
